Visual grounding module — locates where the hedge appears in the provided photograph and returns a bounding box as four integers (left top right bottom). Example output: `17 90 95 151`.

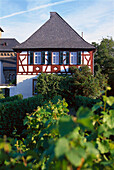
74 95 100 111
0 94 23 103
0 94 44 137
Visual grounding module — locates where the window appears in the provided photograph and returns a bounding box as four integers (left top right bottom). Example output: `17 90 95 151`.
34 52 41 64
33 79 37 95
28 51 33 65
70 52 77 65
9 74 12 81
52 52 59 64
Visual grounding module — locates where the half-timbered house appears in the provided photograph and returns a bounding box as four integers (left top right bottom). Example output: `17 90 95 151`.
13 12 95 98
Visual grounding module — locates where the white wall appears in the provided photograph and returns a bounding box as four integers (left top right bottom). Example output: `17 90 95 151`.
10 75 38 98
0 61 5 84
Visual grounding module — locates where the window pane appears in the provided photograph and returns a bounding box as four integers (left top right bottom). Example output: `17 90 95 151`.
70 52 77 64
38 56 41 63
71 56 73 63
34 52 41 64
52 52 59 64
35 56 37 63
53 56 56 63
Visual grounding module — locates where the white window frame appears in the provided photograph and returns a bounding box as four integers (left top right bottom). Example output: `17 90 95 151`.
34 52 41 64
45 51 48 64
52 52 59 65
63 51 66 64
70 52 77 65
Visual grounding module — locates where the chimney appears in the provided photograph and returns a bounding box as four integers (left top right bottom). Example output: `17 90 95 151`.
0 28 4 38
50 12 57 18
81 32 83 38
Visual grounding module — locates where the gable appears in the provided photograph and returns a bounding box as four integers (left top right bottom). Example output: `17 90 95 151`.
14 12 95 51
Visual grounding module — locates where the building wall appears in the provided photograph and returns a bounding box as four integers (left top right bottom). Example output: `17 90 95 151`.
3 70 16 84
10 74 38 98
0 61 5 84
0 52 16 84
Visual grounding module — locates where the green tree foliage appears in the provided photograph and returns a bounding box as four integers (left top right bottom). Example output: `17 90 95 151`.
0 92 114 169
0 89 4 99
0 94 23 103
92 37 114 95
69 66 107 99
36 66 107 100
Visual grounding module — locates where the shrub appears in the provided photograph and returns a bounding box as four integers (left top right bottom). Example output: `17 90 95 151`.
0 94 44 137
74 95 100 111
0 94 23 103
36 66 107 101
36 73 67 99
69 65 107 99
0 89 5 99
0 92 113 169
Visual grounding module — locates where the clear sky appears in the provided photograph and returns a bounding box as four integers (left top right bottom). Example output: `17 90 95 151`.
0 0 114 44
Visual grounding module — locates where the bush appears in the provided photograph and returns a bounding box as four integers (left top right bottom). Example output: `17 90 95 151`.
36 73 67 99
0 94 44 137
36 66 107 101
0 89 5 99
69 65 107 99
0 93 113 169
74 95 100 111
0 94 23 103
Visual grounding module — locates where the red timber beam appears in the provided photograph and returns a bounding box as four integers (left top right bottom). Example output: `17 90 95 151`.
89 51 93 74
16 52 19 74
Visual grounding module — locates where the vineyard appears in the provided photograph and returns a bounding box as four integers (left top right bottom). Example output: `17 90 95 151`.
0 89 114 169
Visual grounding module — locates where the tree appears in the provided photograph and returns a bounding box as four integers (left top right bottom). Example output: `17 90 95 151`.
36 66 107 101
92 37 114 95
69 66 107 99
0 89 4 99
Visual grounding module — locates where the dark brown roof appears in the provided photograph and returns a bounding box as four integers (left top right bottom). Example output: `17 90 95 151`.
14 12 95 51
0 28 4 32
0 38 19 52
0 56 16 70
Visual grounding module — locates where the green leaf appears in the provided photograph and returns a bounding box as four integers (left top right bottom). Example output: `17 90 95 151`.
85 142 99 157
55 138 69 158
77 107 93 119
106 96 114 106
23 118 28 125
92 102 102 112
76 107 93 130
103 110 114 129
59 116 76 137
97 140 110 154
66 147 85 167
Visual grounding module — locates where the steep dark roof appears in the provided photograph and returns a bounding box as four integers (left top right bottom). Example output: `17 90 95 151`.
0 56 16 70
0 28 4 32
0 38 19 52
14 12 95 51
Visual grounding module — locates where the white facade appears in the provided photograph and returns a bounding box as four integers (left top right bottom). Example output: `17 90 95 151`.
10 75 38 98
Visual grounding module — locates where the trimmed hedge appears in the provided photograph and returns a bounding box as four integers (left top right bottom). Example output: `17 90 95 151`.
0 94 44 137
0 94 23 103
74 95 100 111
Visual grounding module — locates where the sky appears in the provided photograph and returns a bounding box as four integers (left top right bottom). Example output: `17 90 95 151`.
0 0 114 44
